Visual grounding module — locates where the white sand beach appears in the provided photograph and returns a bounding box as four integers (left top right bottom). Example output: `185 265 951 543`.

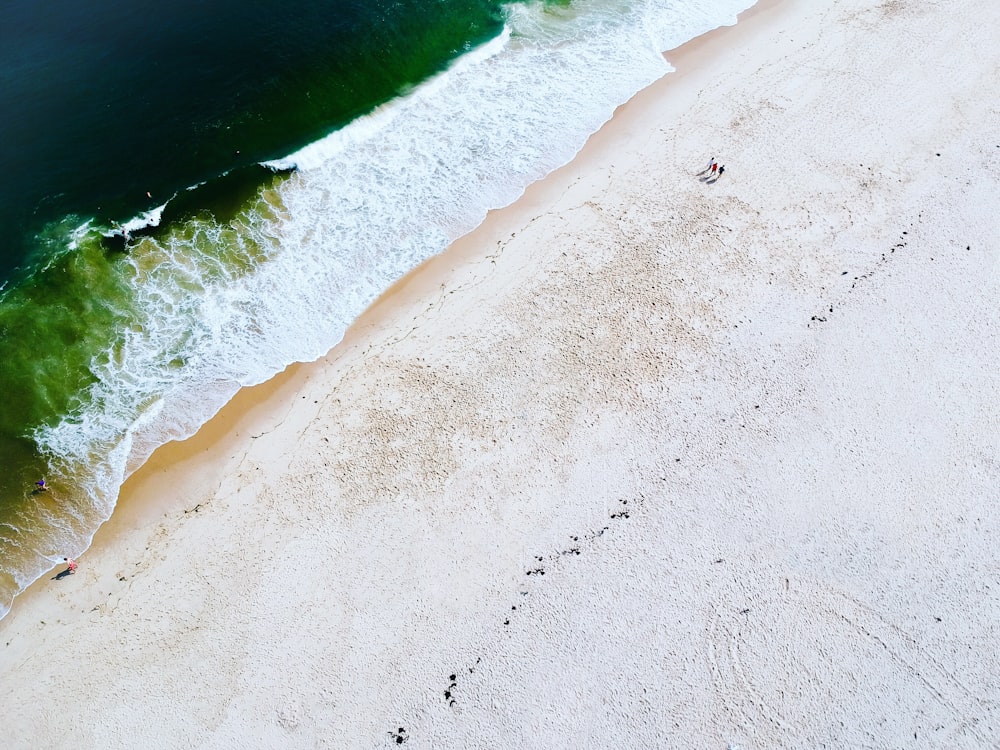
2 0 999 746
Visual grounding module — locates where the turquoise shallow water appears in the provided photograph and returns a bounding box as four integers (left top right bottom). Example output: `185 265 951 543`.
0 0 754 616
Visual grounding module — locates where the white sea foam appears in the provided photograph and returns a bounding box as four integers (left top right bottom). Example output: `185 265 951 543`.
119 203 167 234
30 0 755 583
265 29 513 172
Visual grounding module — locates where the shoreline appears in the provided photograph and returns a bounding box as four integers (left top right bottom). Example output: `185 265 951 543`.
5 0 789 624
3 0 999 745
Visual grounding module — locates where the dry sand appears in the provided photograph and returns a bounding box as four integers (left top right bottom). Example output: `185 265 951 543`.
3 0 1000 747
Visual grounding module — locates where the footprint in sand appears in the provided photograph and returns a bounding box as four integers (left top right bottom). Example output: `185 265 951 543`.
704 579 993 745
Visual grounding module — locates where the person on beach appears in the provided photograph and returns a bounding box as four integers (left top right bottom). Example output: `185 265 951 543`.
705 157 716 173
56 557 76 581
35 479 48 491
711 161 718 176
718 165 725 178
52 557 77 580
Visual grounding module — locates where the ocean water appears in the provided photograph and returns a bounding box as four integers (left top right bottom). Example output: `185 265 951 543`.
0 0 753 617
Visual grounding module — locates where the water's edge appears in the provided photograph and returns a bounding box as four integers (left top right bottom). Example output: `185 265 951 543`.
2 0 761 620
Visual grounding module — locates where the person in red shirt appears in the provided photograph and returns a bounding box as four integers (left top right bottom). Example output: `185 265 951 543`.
54 557 77 580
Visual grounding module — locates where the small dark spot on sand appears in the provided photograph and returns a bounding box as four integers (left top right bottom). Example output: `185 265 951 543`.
449 674 456 681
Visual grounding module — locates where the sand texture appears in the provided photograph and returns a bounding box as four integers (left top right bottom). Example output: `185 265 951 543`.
2 0 1000 747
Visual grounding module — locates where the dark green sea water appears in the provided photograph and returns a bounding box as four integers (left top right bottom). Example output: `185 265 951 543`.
0 0 753 616
0 0 505 277
0 0 506 607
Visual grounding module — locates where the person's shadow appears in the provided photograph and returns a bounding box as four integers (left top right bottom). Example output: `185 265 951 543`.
52 569 74 580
